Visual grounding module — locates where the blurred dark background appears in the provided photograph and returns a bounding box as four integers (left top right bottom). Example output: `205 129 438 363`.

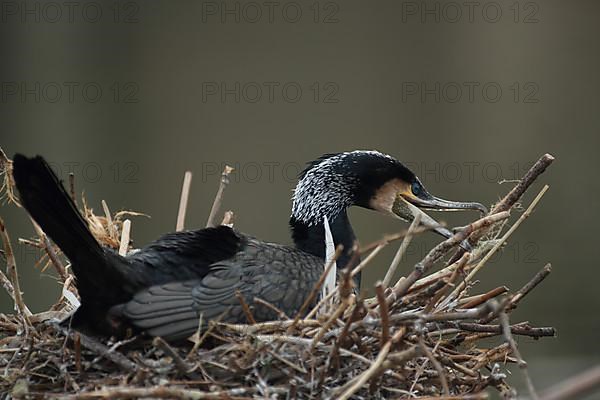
1 0 599 397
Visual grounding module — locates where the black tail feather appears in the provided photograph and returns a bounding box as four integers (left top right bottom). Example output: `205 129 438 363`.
12 154 107 296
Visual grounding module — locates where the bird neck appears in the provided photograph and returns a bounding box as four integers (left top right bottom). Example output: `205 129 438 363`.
290 211 359 272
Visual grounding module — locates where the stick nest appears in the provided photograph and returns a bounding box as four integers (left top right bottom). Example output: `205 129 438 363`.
0 152 556 399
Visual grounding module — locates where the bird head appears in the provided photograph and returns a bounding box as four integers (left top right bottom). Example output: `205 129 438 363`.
292 150 487 244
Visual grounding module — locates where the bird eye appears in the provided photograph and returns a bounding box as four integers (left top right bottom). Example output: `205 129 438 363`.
411 181 421 197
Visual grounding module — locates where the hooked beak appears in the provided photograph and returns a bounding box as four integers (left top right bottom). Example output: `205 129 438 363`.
392 183 488 251
402 190 488 215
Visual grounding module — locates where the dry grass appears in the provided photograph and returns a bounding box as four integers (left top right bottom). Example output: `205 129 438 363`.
0 153 559 399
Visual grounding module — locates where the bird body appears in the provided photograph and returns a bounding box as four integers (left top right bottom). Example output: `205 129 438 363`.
13 150 486 341
120 230 324 340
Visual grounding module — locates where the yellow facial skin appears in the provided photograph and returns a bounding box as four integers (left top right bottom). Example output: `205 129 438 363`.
369 179 412 216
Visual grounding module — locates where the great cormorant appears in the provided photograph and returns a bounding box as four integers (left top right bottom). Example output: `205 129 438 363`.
13 151 486 341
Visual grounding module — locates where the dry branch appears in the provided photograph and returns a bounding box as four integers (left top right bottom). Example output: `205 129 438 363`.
206 165 233 228
449 153 554 264
500 311 538 400
445 185 549 304
0 217 32 319
539 365 600 400
390 211 510 304
30 218 69 282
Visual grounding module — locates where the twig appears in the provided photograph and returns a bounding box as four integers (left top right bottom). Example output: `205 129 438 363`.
267 350 307 374
329 298 364 369
309 295 353 352
71 330 137 372
206 166 233 228
118 219 131 256
191 309 230 350
186 313 204 359
252 297 289 320
352 242 387 278
74 332 82 373
335 341 392 400
411 253 470 294
426 252 470 312
382 214 421 287
390 212 510 304
306 289 337 320
58 386 286 399
0 232 27 307
374 282 389 347
418 335 450 396
454 322 555 338
500 311 538 400
30 218 69 282
235 290 256 324
153 337 193 376
378 345 421 376
0 267 19 310
539 365 600 400
219 319 321 334
492 154 554 214
221 210 234 227
176 171 193 231
392 298 505 323
0 217 32 319
477 263 552 325
418 395 488 400
449 153 554 263
306 246 364 318
509 263 552 309
0 148 20 206
446 185 548 304
286 245 342 334
460 286 509 309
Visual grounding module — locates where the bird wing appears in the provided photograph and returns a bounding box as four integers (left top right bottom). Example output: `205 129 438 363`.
125 225 245 284
120 244 323 341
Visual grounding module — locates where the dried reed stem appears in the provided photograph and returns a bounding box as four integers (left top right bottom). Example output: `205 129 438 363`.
206 166 233 228
118 219 131 256
176 171 193 231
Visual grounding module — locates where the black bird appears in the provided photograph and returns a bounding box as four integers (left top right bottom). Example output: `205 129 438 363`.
13 151 486 341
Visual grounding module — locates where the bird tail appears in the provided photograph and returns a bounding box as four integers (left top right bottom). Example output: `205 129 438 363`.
12 154 107 296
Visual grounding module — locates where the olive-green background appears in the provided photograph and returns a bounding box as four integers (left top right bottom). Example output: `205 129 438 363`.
1 0 599 397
